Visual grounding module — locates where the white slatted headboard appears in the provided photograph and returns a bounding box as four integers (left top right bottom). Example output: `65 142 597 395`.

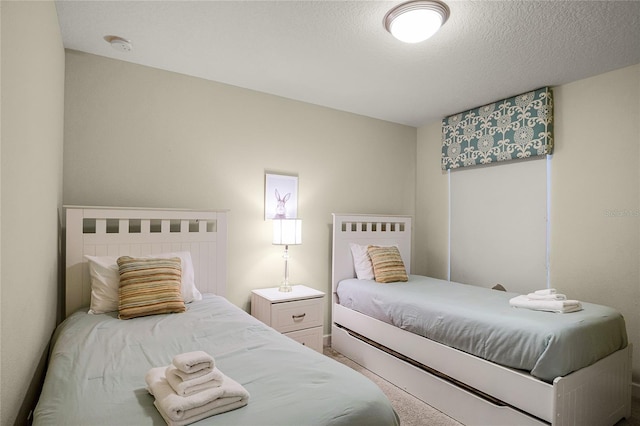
331 213 412 295
65 206 228 317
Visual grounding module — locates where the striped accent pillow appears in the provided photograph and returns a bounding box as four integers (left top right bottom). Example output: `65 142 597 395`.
117 256 186 320
367 245 408 283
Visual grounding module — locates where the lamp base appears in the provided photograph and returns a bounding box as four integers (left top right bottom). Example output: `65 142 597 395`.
279 282 293 292
279 245 293 292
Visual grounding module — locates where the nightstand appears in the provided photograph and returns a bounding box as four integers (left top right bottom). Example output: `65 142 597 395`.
251 285 325 353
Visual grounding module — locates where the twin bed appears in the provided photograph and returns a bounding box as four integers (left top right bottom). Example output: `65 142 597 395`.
331 213 632 426
33 207 399 426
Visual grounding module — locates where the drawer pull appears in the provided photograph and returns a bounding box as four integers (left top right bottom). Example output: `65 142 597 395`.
292 313 306 321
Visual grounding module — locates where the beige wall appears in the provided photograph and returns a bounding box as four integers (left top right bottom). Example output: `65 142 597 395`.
0 2 65 425
415 121 448 280
551 64 640 384
416 64 640 385
63 50 416 332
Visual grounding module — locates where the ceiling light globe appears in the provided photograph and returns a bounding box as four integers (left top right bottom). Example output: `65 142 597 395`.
390 9 443 43
384 0 450 44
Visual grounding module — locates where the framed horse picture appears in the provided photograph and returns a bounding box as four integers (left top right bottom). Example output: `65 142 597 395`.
265 173 298 220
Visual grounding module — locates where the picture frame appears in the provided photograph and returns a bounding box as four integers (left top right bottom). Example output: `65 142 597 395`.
265 173 298 220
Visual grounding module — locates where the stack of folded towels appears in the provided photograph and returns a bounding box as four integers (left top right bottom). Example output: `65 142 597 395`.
145 351 249 426
509 288 583 313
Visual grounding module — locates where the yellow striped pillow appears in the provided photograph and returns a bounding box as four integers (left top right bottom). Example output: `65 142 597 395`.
367 245 408 283
117 256 186 320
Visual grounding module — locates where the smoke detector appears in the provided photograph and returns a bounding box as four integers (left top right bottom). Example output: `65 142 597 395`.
104 35 133 53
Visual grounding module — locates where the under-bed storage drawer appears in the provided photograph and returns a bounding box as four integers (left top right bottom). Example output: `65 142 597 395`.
271 298 323 333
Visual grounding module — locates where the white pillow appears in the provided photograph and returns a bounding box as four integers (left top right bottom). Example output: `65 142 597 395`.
349 243 375 280
85 251 201 314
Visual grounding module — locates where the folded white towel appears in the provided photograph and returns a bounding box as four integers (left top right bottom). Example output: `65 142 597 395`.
169 366 211 382
533 288 557 296
172 351 215 375
153 399 248 426
146 367 249 425
509 295 582 313
526 293 567 301
166 365 224 396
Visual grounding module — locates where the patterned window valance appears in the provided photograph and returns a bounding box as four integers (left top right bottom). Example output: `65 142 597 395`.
441 87 553 170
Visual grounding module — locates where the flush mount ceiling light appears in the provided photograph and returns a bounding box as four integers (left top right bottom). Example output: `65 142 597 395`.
384 0 450 43
104 35 133 53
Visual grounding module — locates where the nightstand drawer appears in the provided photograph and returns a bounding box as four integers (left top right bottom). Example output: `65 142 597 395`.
271 298 322 333
285 327 323 353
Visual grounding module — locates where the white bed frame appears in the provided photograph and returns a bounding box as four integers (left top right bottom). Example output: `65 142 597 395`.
331 213 632 426
65 206 228 317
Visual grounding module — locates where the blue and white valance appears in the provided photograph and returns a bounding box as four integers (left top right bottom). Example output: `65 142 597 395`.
441 87 553 170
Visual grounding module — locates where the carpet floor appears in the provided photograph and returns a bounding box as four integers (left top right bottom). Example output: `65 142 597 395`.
324 346 639 426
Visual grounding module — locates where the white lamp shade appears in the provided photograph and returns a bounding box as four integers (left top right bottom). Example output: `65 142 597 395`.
272 219 302 245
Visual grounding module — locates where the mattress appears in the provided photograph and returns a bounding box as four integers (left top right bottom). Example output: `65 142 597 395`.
34 295 399 426
336 275 628 382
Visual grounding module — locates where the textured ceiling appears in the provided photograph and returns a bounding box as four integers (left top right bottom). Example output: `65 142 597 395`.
55 0 640 127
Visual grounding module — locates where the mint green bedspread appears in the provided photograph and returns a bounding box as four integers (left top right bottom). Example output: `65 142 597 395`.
337 275 628 383
34 295 399 426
